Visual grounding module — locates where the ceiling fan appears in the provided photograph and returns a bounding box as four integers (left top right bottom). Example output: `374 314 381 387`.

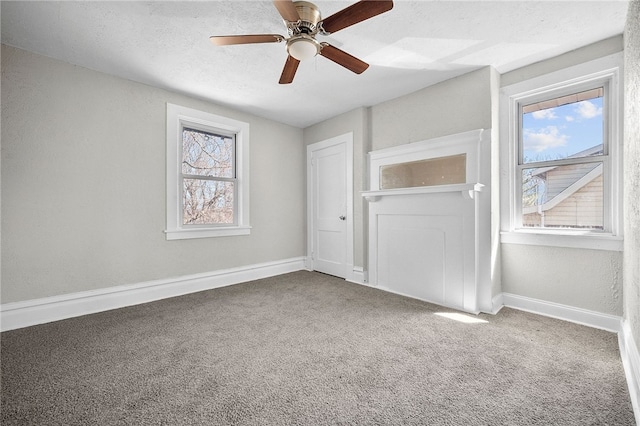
210 0 394 84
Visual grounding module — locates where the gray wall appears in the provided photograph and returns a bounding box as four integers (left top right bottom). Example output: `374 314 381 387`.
489 67 502 299
623 0 640 358
1 45 305 303
499 36 625 316
370 67 493 151
500 36 623 87
502 245 623 313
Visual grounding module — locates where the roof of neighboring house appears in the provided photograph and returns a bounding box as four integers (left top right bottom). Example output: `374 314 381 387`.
531 145 603 177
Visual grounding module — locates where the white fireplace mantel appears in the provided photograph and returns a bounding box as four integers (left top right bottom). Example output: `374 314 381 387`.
362 129 492 314
362 183 484 202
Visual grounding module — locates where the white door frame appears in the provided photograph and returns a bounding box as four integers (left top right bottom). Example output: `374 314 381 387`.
307 133 354 280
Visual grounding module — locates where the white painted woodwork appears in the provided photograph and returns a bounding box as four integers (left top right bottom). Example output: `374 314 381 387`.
363 129 491 313
307 134 354 279
502 292 622 332
165 103 251 240
500 53 623 251
0 257 306 332
620 320 640 425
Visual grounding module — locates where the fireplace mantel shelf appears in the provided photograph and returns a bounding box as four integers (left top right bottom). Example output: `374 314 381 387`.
361 183 484 202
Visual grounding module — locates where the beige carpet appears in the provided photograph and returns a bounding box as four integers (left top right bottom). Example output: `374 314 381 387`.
1 271 635 425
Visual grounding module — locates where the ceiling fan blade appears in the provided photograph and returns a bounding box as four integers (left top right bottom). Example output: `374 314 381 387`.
210 34 284 46
273 0 301 22
320 0 393 34
319 44 369 74
279 55 300 84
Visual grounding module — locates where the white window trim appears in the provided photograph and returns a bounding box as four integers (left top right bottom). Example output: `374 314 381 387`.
165 103 250 240
499 53 623 251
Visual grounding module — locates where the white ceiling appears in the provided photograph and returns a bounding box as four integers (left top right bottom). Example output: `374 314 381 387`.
1 1 629 128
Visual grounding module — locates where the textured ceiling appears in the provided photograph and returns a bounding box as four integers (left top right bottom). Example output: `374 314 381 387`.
1 1 630 128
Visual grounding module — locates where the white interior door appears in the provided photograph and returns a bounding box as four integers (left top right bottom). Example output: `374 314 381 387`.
308 134 353 279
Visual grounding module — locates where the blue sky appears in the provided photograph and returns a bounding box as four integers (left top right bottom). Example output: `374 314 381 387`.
522 97 603 163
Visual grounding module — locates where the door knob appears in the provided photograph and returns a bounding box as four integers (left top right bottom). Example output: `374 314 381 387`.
339 215 346 221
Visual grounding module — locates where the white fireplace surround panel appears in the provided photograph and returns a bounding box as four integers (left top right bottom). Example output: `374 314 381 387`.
362 129 492 314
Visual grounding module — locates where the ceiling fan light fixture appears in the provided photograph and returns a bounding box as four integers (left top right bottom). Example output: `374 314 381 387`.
287 36 320 61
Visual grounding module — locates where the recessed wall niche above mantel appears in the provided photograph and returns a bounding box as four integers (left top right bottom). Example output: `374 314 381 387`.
380 153 467 190
362 129 492 314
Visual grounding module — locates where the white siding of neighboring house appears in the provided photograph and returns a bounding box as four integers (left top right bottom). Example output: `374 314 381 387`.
543 174 603 227
545 162 601 199
523 165 603 228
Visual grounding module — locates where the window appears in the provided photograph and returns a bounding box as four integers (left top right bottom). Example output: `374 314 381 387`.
166 104 250 240
182 127 235 225
520 88 605 230
500 54 622 251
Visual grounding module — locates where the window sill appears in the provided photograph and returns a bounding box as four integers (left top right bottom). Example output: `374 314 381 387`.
165 226 251 240
500 230 623 251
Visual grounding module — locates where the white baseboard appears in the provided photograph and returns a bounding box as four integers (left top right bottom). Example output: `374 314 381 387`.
491 293 504 315
346 266 366 285
619 320 640 425
501 293 622 332
0 257 306 332
304 256 313 271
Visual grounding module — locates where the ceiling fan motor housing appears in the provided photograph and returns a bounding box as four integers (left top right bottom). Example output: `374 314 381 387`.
285 1 323 61
288 1 322 35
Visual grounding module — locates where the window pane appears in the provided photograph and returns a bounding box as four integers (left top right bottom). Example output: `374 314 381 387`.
522 88 604 164
183 179 234 225
182 127 234 177
521 162 603 230
380 154 466 190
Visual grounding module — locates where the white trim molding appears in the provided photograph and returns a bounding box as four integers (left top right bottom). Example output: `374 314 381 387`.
501 292 621 332
619 320 640 425
501 231 623 251
491 293 505 315
0 257 305 332
165 103 251 240
499 53 623 251
347 266 367 285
